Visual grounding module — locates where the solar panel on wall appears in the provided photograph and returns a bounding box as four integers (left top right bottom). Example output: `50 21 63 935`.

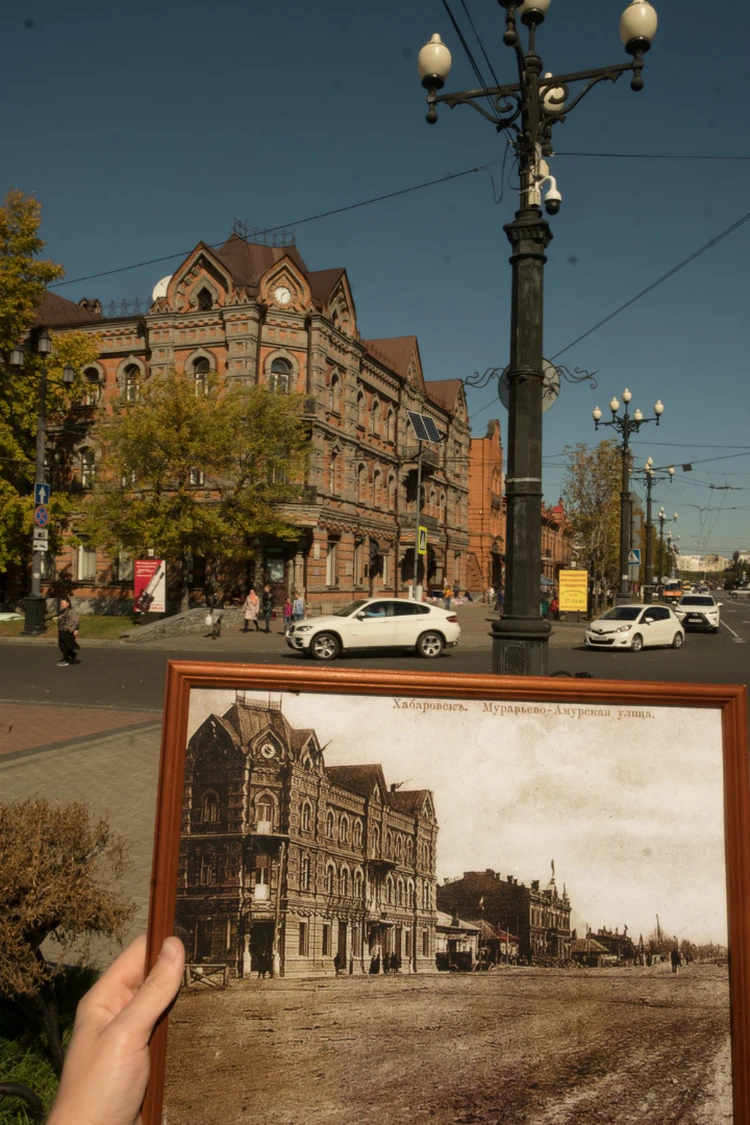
407 410 442 444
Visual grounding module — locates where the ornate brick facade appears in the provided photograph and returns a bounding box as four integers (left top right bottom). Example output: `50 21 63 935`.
177 695 439 977
34 233 470 612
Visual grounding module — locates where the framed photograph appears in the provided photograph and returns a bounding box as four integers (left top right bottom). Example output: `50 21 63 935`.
144 662 750 1125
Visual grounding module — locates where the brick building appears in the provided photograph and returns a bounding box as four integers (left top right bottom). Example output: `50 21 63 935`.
466 418 571 597
437 866 572 964
29 230 470 612
177 694 439 977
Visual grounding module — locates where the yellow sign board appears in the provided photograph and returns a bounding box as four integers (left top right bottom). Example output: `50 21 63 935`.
417 527 428 556
559 569 588 613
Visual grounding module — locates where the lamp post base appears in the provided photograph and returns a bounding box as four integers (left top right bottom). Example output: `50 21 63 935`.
21 595 48 636
491 616 551 677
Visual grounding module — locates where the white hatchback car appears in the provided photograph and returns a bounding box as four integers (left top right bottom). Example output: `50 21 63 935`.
674 594 722 633
286 597 461 661
585 604 684 652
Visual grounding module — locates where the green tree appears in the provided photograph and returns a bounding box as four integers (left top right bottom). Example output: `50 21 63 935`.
0 798 134 1078
82 370 311 608
562 440 621 615
0 190 100 577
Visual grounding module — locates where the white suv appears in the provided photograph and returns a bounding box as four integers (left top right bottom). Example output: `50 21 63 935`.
675 594 722 633
286 598 461 661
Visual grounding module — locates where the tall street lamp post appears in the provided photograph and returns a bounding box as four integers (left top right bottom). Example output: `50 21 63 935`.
657 506 678 587
592 390 664 604
418 0 658 675
9 329 75 635
631 457 673 603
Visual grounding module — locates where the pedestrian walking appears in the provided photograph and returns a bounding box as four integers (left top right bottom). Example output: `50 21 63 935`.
261 585 274 633
292 592 304 622
56 596 80 666
333 951 343 977
550 596 559 620
443 583 453 610
495 588 505 615
242 589 260 632
670 947 681 974
209 594 224 639
283 597 293 634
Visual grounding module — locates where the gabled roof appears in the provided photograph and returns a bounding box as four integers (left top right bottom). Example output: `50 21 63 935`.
34 290 104 328
389 788 432 816
570 937 609 954
326 763 388 800
308 267 346 306
222 702 293 747
362 335 418 380
425 378 463 413
436 910 480 933
215 234 309 289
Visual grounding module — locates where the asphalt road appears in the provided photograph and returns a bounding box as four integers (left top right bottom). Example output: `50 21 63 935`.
0 597 747 713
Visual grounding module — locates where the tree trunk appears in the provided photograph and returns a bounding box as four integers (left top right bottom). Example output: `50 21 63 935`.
180 552 190 613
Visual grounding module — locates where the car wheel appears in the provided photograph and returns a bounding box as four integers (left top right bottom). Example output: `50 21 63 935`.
630 633 643 652
310 632 340 661
672 632 683 649
416 631 444 658
712 626 719 633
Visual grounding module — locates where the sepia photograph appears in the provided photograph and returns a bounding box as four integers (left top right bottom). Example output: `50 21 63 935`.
148 671 745 1125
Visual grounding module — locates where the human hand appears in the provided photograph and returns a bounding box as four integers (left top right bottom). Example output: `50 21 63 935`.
47 935 184 1125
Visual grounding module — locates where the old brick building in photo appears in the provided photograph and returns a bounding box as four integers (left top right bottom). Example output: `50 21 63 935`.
177 694 439 977
437 866 572 964
32 227 470 612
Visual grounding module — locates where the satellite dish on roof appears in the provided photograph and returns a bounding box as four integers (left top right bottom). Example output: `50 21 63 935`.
498 360 560 413
151 275 173 302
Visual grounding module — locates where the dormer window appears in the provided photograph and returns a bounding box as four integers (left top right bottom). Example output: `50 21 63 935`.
196 287 213 311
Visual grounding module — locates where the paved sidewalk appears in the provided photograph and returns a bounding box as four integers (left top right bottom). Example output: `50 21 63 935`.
0 717 163 963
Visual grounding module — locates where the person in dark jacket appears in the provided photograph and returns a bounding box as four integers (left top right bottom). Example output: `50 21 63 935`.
261 586 274 633
56 597 80 666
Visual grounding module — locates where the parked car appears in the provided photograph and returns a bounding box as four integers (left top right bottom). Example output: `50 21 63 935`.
584 604 684 652
285 597 461 661
674 594 722 633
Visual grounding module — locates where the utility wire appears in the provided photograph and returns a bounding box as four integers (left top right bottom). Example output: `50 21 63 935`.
550 207 750 361
50 166 484 290
556 151 750 161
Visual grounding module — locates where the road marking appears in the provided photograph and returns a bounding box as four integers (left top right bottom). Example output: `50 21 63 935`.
721 620 744 642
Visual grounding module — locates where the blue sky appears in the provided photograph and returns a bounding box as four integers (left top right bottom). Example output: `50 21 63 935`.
2 0 748 557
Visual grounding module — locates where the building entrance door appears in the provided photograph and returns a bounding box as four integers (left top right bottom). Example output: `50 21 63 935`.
249 922 275 978
337 922 347 967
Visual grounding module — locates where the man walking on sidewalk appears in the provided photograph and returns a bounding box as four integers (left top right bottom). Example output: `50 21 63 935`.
261 586 274 633
56 596 80 666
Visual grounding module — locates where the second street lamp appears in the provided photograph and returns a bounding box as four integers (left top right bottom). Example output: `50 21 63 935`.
418 0 658 675
657 507 678 588
631 457 674 603
10 330 75 635
592 390 664 604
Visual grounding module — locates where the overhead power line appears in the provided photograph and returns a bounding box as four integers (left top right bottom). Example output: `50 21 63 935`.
50 166 484 290
556 151 750 161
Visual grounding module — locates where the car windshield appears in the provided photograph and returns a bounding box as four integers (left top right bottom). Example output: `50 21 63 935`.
333 600 370 617
679 596 714 606
600 607 642 621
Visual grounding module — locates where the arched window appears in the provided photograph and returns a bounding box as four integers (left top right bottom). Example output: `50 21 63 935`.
373 469 382 508
429 488 437 515
83 368 102 406
353 820 363 847
300 854 311 891
329 373 341 413
196 287 213 311
199 854 214 886
396 836 403 861
256 796 274 832
371 825 380 854
193 357 210 395
269 357 292 394
386 831 393 856
357 463 367 505
340 867 350 897
440 492 447 524
339 815 349 844
124 365 140 402
371 399 381 435
387 475 396 512
407 879 415 908
386 409 396 443
386 875 394 905
356 389 366 427
81 449 96 489
329 447 338 494
326 810 335 838
396 878 404 906
325 864 336 895
301 801 312 833
405 839 413 863
199 790 220 824
353 868 363 898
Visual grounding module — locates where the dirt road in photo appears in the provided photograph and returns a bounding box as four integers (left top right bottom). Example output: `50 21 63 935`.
164 964 731 1124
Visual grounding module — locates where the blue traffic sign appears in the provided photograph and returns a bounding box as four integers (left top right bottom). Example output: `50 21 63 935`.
34 483 50 506
628 549 641 565
34 505 50 529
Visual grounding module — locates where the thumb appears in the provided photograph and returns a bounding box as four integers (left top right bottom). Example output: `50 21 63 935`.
115 938 185 1046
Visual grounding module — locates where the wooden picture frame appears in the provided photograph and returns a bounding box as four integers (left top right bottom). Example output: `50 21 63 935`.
144 661 750 1125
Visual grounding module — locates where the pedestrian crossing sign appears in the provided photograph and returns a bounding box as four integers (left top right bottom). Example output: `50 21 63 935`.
417 527 428 556
628 549 641 565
